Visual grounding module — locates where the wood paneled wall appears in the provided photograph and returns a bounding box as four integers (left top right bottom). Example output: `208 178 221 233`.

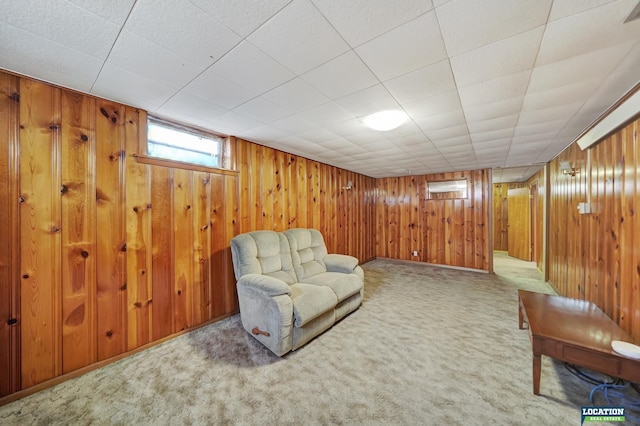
0 73 20 397
492 184 509 251
549 117 640 341
0 72 377 400
235 138 376 262
375 170 491 271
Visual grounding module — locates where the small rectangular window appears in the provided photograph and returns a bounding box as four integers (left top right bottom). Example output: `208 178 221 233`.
147 118 224 168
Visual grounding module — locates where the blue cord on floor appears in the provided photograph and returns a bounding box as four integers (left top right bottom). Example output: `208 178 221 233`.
565 363 640 424
589 382 640 424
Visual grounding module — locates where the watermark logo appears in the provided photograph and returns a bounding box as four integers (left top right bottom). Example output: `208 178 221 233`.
581 407 625 424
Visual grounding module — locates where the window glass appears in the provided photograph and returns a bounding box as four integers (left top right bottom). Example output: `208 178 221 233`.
147 119 223 168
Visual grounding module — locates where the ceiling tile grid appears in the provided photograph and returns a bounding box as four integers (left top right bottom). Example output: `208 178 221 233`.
2 0 640 180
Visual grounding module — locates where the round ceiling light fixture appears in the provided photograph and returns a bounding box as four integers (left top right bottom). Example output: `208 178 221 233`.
361 109 409 131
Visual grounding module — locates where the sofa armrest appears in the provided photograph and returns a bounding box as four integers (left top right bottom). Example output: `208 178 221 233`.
324 254 359 274
237 274 291 297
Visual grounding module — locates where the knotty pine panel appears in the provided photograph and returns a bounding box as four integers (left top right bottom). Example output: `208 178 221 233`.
193 172 212 325
95 100 127 361
19 79 62 387
173 168 194 332
124 109 152 351
492 184 509 251
0 73 20 397
209 174 227 318
234 138 376 263
376 170 491 271
549 117 640 341
150 166 174 340
60 90 97 373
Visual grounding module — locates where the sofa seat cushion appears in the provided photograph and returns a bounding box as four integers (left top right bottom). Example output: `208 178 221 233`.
290 283 337 327
300 272 363 302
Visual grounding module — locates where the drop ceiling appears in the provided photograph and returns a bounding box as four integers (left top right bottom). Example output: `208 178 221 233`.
2 0 640 181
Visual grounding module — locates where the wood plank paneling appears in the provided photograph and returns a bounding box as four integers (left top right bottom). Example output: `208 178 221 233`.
173 168 194 332
4 72 378 401
549 117 640 341
124 109 152 351
492 184 509 251
193 172 212 324
233 138 376 262
95 101 127 361
0 73 20 397
60 90 97 373
376 170 491 271
209 174 227 318
19 79 62 387
150 166 174 340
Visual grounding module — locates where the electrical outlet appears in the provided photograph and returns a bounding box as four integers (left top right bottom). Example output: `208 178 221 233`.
412 250 418 256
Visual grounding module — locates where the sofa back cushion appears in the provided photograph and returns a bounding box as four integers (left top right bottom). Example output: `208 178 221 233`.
284 228 328 280
230 230 296 284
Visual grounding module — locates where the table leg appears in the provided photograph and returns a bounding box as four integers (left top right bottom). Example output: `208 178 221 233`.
518 302 524 329
533 354 541 395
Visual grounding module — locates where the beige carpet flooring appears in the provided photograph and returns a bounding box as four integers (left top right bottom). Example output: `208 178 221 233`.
1 253 638 425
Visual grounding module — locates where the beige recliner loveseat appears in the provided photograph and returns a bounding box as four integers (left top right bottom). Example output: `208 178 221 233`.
230 228 364 356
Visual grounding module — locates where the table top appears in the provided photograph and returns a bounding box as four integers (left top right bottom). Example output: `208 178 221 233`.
518 289 637 355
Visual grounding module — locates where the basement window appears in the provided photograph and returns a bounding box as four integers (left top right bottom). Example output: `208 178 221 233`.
146 118 224 169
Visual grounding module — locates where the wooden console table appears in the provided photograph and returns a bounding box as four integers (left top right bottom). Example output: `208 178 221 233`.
518 289 640 395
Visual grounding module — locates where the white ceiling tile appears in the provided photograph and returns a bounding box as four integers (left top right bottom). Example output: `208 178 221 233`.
437 143 473 154
92 63 176 111
271 115 318 134
302 51 378 99
183 69 257 109
437 0 552 56
425 125 469 141
298 102 356 126
347 131 390 146
190 0 291 37
312 0 432 47
528 43 632 93
404 91 462 121
1 0 120 58
413 109 466 132
537 1 640 66
384 60 455 104
458 71 529 108
247 0 349 74
237 125 291 144
106 30 204 88
67 0 135 25
513 120 566 137
471 130 515 144
209 41 294 94
467 115 519 134
518 103 582 126
124 0 241 67
233 97 292 123
463 98 523 122
335 84 399 117
356 12 447 81
297 127 340 143
548 0 617 21
510 134 555 145
263 78 329 111
521 81 597 111
210 111 263 133
154 92 227 123
326 118 368 137
0 23 102 92
450 27 543 88
473 139 512 150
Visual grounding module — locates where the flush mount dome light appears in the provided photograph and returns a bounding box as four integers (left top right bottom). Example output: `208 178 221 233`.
362 110 409 131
